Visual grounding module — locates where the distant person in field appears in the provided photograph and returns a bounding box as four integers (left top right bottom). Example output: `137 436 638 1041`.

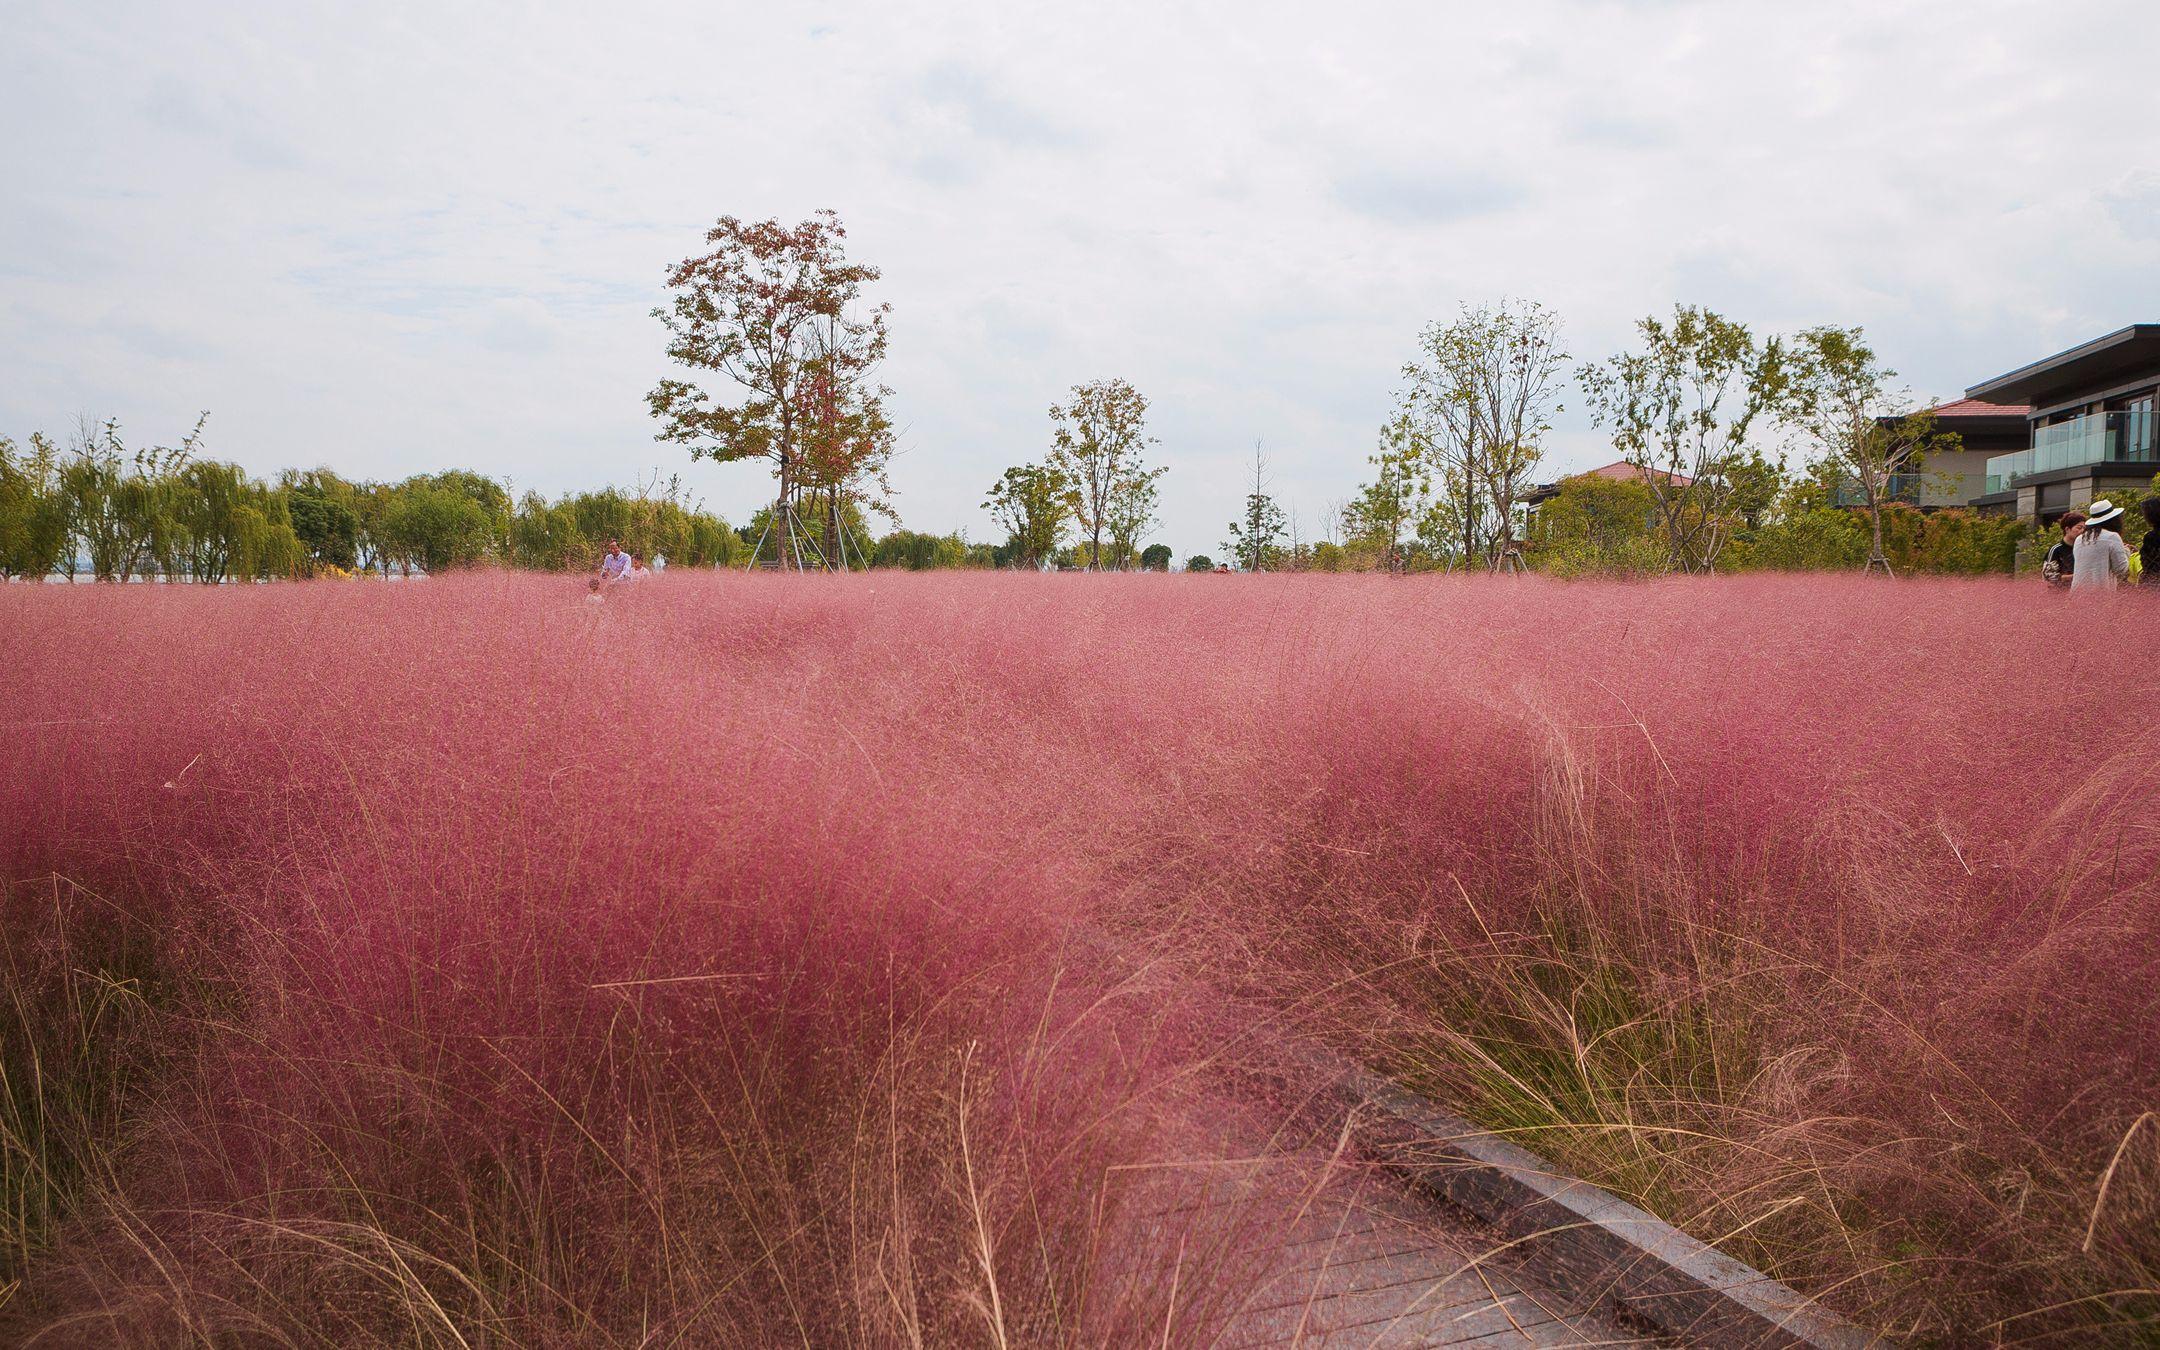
2141 499 2160 585
586 577 605 604
631 553 653 579
2072 500 2129 591
2042 510 2084 589
598 539 632 584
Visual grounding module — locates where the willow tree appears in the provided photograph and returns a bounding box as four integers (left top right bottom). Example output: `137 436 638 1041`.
0 433 70 580
649 210 890 568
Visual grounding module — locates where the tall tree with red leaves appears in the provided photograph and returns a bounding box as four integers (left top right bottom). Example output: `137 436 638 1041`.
649 210 891 566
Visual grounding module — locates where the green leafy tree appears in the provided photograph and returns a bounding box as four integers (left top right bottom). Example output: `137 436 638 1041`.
984 463 1072 569
382 480 496 574
1781 327 1958 576
1139 543 1171 572
1184 554 1214 573
1047 378 1165 571
1578 307 1786 573
1722 448 1786 533
1527 473 1664 577
284 472 362 573
510 492 586 570
679 511 737 568
744 494 872 567
1345 414 1429 573
870 529 971 570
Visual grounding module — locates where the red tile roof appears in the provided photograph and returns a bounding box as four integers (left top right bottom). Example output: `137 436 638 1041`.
1579 460 1695 487
1929 397 2029 419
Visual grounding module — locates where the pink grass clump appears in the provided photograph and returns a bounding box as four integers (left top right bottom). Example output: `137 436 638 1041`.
3 568 2158 1341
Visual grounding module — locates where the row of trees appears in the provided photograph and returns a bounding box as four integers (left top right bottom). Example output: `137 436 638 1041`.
0 419 741 581
647 212 1964 579
980 378 1170 571
649 210 1184 573
1157 304 1984 577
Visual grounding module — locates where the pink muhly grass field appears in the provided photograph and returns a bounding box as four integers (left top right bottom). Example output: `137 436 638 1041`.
3 569 2158 1342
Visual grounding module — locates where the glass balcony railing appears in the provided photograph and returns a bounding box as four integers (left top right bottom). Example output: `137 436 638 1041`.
1985 411 2157 493
1832 473 1924 508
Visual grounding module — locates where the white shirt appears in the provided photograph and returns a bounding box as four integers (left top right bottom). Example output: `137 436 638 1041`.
2072 530 2128 590
600 550 631 580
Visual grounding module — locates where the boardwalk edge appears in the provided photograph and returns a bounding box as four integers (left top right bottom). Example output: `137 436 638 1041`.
1312 1051 1882 1349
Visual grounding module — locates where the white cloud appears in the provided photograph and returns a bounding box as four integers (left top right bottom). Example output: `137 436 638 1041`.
4 0 2158 554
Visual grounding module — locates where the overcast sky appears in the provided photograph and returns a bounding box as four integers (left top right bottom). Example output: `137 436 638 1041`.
6 0 2159 555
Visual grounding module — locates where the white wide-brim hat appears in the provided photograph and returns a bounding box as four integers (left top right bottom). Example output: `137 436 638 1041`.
2087 499 2125 526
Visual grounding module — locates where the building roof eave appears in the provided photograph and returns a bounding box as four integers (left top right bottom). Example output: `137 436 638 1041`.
1965 325 2160 406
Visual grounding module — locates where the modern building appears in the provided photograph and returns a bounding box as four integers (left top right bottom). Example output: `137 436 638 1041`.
1965 325 2160 522
1846 398 2029 509
1905 399 2031 506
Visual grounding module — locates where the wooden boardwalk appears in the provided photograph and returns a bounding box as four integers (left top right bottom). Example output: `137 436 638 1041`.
1127 1156 1658 1348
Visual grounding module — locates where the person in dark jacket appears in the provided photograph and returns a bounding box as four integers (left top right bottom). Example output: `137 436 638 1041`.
2142 499 2160 585
2043 510 2085 589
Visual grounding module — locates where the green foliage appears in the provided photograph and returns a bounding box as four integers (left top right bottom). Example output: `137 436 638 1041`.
1139 544 1171 572
1781 327 1959 570
169 461 305 582
510 493 585 570
984 463 1072 569
1047 378 1165 570
508 485 736 573
0 434 71 580
870 529 974 570
1730 507 1869 571
1578 307 1786 572
1184 554 1214 573
1344 415 1429 572
285 477 361 573
382 482 496 574
743 496 870 568
1728 501 2022 576
1395 300 1569 569
1222 491 1286 571
1222 443 1290 572
1530 475 1665 578
4 416 735 580
1893 508 2022 575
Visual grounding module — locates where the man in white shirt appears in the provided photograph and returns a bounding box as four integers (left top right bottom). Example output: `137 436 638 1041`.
2071 500 2130 591
598 539 633 584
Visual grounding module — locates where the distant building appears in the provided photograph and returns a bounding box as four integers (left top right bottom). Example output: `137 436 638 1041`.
1964 325 2160 522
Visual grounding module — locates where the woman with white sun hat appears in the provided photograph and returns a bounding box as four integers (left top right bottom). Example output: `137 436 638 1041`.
2070 499 2131 591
